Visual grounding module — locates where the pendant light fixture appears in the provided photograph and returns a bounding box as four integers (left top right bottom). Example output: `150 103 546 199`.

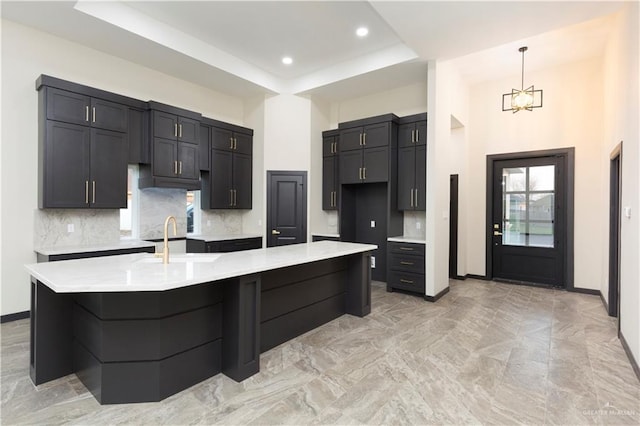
502 46 543 113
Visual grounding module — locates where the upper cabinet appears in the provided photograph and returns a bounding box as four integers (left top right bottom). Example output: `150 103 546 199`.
338 114 398 184
36 76 146 209
139 101 202 190
397 113 427 211
201 120 253 210
322 130 339 210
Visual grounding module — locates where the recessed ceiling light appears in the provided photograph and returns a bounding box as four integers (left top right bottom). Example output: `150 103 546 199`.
282 56 293 65
356 27 369 37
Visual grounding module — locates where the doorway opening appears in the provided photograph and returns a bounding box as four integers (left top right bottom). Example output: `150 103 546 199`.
608 143 622 321
449 174 461 279
486 148 574 288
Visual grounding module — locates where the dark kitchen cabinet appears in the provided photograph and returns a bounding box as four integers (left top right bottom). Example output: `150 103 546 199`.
187 236 262 253
322 130 339 210
387 241 426 294
45 87 128 132
338 118 395 184
397 114 427 211
139 102 202 190
199 123 210 171
202 123 253 210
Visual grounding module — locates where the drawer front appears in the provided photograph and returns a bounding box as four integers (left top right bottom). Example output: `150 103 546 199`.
207 237 262 253
388 252 424 274
388 242 425 256
387 271 425 293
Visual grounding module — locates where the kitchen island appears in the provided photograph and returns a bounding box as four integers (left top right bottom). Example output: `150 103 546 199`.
25 241 375 404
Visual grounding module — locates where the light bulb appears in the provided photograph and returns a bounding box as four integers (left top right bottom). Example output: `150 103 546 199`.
512 91 533 109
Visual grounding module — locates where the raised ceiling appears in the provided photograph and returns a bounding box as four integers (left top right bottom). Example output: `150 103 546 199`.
1 1 626 101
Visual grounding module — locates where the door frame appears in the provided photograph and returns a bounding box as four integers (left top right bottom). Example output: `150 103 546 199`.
485 148 575 289
449 174 461 279
608 142 622 320
266 170 307 247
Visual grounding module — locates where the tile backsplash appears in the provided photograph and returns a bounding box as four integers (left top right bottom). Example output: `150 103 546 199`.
403 211 426 240
139 188 188 240
200 210 242 235
34 209 120 248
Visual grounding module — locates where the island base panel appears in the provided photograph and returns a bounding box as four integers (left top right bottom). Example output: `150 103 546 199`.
30 279 73 385
74 339 222 404
346 252 372 317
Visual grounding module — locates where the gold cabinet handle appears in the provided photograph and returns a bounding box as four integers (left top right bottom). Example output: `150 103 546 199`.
234 138 237 150
233 189 237 206
400 261 414 266
92 181 96 204
230 137 234 149
179 124 182 138
85 180 89 204
363 167 366 180
399 247 414 251
414 189 418 207
174 161 178 175
416 129 419 142
410 189 414 207
92 107 96 123
85 106 89 122
411 129 415 143
174 123 178 137
359 133 362 146
271 229 281 235
363 132 366 145
179 161 182 175
400 279 414 284
358 167 362 180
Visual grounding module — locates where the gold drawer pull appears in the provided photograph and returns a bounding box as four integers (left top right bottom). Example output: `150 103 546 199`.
400 261 414 265
399 247 414 251
400 279 414 284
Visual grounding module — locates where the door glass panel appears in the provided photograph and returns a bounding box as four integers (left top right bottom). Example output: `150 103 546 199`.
503 168 526 191
529 165 555 191
501 164 555 248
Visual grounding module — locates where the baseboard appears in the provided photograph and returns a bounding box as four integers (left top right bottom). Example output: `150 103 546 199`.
465 274 489 281
424 286 450 302
1 311 30 323
450 275 466 281
619 331 640 383
567 287 600 295
599 291 610 314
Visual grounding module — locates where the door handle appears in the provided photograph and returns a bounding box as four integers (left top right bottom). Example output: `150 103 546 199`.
494 231 503 236
271 230 281 235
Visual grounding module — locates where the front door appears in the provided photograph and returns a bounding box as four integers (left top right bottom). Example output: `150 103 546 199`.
267 171 307 247
491 156 566 286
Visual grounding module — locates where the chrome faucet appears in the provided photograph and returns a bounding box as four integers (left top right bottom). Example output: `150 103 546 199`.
155 215 177 264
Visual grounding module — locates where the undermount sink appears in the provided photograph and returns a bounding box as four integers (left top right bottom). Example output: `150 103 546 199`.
135 254 221 264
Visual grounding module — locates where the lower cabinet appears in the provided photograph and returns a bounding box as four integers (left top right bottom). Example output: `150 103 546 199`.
386 241 425 294
186 237 262 253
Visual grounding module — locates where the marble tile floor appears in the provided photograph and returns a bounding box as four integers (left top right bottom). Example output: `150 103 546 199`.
2 279 639 425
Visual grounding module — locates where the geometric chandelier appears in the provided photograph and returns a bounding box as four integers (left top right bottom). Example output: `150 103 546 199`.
502 46 543 113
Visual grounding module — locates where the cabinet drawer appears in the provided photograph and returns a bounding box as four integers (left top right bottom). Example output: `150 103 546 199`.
387 271 425 293
388 252 424 274
206 237 262 253
388 242 425 256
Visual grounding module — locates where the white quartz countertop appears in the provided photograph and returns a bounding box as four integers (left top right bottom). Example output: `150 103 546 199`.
186 234 263 242
387 236 426 245
35 240 155 256
25 241 377 293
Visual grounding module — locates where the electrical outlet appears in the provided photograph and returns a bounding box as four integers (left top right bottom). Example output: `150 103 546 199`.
258 220 262 226
370 220 376 228
67 223 74 233
416 222 421 230
371 256 376 268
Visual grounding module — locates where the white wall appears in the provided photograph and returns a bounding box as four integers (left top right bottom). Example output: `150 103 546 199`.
465 56 605 290
0 20 246 316
602 3 640 366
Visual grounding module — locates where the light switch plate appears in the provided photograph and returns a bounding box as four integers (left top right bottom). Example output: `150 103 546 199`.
371 256 376 268
67 223 74 233
624 206 632 218
370 220 376 228
416 222 421 230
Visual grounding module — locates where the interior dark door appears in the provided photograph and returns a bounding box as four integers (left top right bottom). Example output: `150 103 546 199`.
609 145 622 319
492 156 565 286
449 174 459 279
267 171 307 247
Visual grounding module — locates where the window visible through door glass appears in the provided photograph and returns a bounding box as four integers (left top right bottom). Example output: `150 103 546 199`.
502 165 555 248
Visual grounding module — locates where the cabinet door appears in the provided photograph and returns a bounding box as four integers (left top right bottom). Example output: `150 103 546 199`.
211 127 234 151
178 142 199 180
199 124 210 171
322 156 337 210
398 123 415 148
209 149 233 208
177 116 199 144
43 121 91 208
322 136 337 157
46 88 90 126
128 108 148 164
152 137 178 178
339 150 363 184
233 153 252 209
91 98 128 132
415 120 427 146
362 146 388 183
233 132 252 155
362 122 389 149
414 144 426 211
153 111 178 140
90 128 128 208
397 146 416 210
339 127 363 152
